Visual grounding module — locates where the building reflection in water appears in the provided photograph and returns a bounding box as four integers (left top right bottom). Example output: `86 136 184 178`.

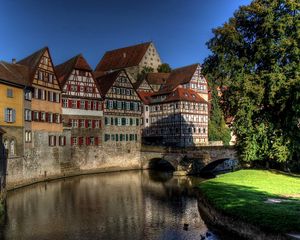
1 171 219 240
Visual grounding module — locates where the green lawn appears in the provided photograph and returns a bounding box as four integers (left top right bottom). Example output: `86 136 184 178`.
198 170 300 234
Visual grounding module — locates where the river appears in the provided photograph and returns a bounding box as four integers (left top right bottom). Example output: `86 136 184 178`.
0 170 230 240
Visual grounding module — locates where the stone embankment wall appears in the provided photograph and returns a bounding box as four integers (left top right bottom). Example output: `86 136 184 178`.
6 131 141 189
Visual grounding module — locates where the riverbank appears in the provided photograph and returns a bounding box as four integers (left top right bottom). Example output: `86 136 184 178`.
197 170 300 239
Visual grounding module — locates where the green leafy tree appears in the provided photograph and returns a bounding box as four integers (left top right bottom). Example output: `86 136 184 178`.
137 66 154 81
203 0 300 165
157 63 172 73
208 88 232 145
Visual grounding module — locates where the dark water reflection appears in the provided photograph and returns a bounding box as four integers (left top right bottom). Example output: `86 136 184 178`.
1 170 222 240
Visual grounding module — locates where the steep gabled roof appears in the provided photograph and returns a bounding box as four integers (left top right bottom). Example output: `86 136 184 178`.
94 70 123 98
133 77 153 91
160 63 199 93
146 72 170 85
95 42 151 71
163 88 207 104
17 47 48 82
0 61 30 87
137 90 154 105
55 54 92 88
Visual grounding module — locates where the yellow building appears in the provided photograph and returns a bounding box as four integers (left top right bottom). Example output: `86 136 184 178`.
0 61 29 157
18 47 63 133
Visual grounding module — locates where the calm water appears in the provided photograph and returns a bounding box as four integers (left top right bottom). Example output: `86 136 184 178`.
0 170 223 240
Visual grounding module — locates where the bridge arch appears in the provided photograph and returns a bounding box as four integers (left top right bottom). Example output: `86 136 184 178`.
148 158 176 172
200 158 239 174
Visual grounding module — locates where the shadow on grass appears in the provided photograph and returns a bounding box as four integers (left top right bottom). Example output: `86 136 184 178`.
199 181 300 234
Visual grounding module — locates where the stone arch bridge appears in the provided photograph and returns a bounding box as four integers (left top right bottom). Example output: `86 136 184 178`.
141 145 237 175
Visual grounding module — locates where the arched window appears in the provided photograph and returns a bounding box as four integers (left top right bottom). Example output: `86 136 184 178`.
3 139 9 150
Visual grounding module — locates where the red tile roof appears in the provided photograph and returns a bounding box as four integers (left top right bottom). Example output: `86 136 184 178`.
55 54 92 88
137 90 154 105
160 63 199 93
162 88 207 104
0 61 29 87
146 72 170 85
17 47 48 82
94 70 123 98
95 42 151 71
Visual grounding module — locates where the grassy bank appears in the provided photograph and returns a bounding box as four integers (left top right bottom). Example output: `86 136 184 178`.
198 170 300 234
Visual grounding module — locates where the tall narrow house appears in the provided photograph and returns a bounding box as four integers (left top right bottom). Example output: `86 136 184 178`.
95 42 162 82
18 47 66 148
95 70 142 151
55 54 103 146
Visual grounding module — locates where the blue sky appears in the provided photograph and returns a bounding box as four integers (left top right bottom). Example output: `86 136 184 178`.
0 0 251 69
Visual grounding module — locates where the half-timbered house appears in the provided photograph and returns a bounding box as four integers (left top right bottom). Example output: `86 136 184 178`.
55 54 103 147
142 63 209 146
145 88 209 146
95 70 142 150
18 47 67 148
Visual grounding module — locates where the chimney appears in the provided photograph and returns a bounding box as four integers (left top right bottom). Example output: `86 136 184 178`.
123 52 126 58
12 58 16 64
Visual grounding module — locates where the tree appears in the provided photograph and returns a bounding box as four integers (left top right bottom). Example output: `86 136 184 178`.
203 0 300 165
208 88 232 145
137 66 154 81
157 63 172 73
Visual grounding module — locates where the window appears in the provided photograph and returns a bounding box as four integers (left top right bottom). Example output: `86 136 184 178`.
49 74 53 83
87 101 91 110
55 114 60 123
71 119 78 128
5 108 15 123
49 135 56 146
80 119 85 128
117 101 122 110
90 137 95 145
59 136 66 146
55 93 60 103
25 109 32 121
80 100 85 109
7 88 13 98
136 118 139 126
63 99 68 108
25 90 32 100
25 131 32 143
117 118 121 126
71 137 78 146
39 71 43 80
122 118 126 126
145 106 149 111
88 120 92 128
104 134 110 142
93 101 98 110
72 100 77 108
95 120 100 128
10 140 16 156
41 112 46 121
48 113 53 123
48 91 54 102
